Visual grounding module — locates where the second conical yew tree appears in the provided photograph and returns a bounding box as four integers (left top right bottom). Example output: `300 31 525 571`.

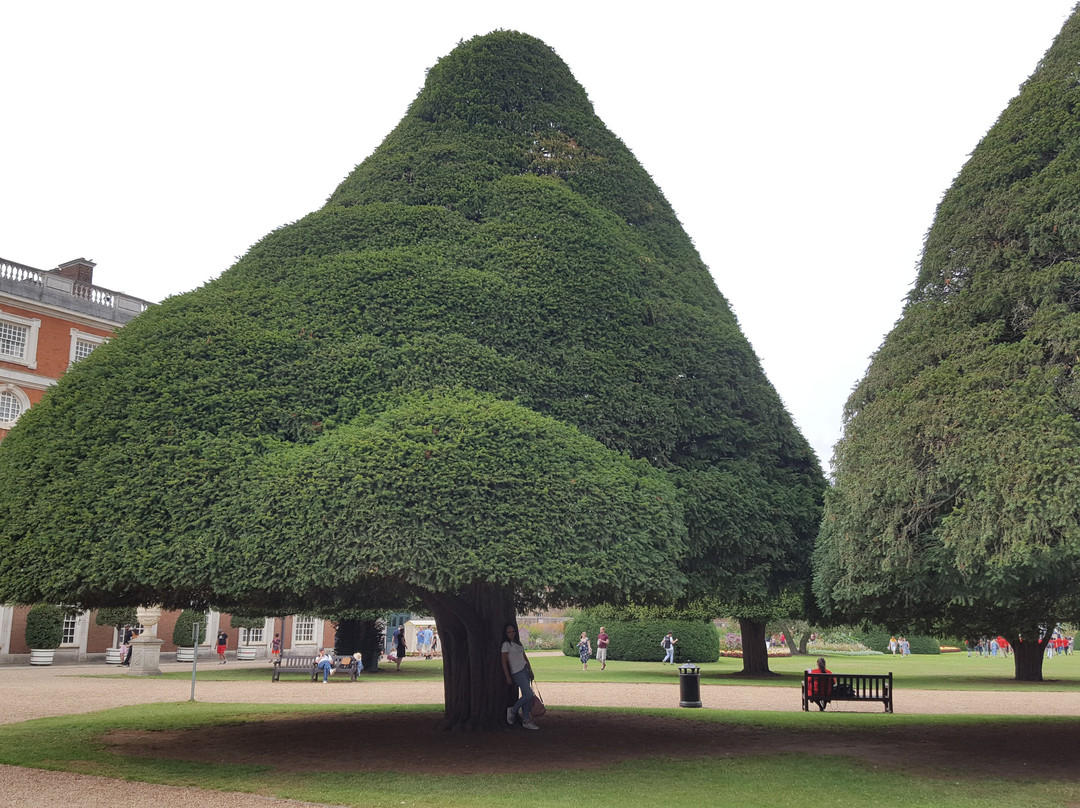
815 11 1080 682
0 32 823 727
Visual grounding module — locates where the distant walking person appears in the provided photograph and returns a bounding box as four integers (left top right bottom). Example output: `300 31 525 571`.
661 632 678 664
416 627 430 658
121 625 134 667
216 630 228 664
577 632 591 671
270 633 282 664
392 625 407 671
596 627 609 671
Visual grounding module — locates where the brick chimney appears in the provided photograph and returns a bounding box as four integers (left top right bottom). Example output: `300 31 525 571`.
56 258 96 284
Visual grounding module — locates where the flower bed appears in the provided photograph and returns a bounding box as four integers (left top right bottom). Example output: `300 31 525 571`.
719 649 792 658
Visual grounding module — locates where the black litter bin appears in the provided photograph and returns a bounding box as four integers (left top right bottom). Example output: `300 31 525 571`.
678 662 701 707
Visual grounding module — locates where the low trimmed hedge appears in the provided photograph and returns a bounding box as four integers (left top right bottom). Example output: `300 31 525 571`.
564 615 719 663
859 628 941 655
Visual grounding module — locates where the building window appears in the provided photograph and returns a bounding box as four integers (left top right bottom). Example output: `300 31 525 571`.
294 616 315 644
0 322 27 359
62 613 77 646
0 311 40 369
0 386 29 429
243 627 265 645
69 329 106 365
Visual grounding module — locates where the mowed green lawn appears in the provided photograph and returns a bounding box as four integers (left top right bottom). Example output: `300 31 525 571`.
11 650 1078 806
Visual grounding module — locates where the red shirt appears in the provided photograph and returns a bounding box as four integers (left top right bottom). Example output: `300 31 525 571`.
807 668 833 698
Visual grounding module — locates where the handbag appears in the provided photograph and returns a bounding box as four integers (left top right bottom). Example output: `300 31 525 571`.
530 685 547 718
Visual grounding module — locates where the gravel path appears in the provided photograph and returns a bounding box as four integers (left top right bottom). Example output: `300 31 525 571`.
2 659 1078 807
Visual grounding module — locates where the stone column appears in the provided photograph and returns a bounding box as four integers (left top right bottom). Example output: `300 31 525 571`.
128 632 165 676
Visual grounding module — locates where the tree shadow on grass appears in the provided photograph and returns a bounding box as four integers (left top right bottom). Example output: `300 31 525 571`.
104 711 1079 781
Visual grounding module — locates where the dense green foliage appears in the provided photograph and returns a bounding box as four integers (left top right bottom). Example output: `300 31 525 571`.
564 611 720 663
814 12 1080 676
0 33 820 642
171 610 207 647
24 603 64 649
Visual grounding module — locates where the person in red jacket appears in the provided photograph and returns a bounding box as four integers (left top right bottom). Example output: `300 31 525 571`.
807 657 833 711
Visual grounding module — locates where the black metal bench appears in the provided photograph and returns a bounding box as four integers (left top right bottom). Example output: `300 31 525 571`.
802 671 893 712
271 654 359 682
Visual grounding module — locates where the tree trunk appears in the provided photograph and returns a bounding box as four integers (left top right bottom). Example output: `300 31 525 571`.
1009 631 1048 682
356 618 383 673
738 617 773 675
797 631 811 656
780 624 806 655
422 582 518 730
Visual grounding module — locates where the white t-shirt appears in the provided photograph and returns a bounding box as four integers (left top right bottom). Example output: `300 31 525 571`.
501 640 527 675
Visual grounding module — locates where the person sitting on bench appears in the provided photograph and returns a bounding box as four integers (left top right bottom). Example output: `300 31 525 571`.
316 649 335 683
807 657 833 711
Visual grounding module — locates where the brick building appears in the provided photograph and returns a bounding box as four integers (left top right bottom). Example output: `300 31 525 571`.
0 255 337 663
0 256 150 441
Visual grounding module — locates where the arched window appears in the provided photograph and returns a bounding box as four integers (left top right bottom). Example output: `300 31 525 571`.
0 386 29 429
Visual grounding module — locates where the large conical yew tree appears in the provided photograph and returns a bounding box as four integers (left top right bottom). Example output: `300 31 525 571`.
0 31 822 724
815 11 1080 682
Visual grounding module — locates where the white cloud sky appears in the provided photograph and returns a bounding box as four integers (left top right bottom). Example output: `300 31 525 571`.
2 1 1075 469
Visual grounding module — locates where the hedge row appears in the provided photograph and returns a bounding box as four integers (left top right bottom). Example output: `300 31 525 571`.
858 628 941 655
563 615 719 663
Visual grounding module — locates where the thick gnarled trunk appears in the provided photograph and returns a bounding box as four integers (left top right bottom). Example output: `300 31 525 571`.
1009 632 1047 682
739 617 773 675
422 582 518 730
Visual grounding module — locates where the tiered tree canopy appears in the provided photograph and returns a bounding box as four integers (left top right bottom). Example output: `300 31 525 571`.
0 31 822 723
814 11 1080 681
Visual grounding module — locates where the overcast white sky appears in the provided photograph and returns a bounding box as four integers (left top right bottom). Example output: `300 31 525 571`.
3 2 1076 469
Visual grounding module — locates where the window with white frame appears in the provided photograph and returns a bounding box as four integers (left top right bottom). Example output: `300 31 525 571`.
69 328 106 365
62 613 78 646
0 311 40 369
243 627 265 645
294 616 315 644
0 385 30 430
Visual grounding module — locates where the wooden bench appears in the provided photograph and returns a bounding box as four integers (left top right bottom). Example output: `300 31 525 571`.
802 671 893 712
271 655 359 682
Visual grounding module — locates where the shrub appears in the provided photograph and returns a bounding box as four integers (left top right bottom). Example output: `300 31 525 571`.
564 614 719 663
95 607 137 635
858 627 941 655
172 609 207 646
25 603 65 649
333 617 384 672
228 614 267 632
